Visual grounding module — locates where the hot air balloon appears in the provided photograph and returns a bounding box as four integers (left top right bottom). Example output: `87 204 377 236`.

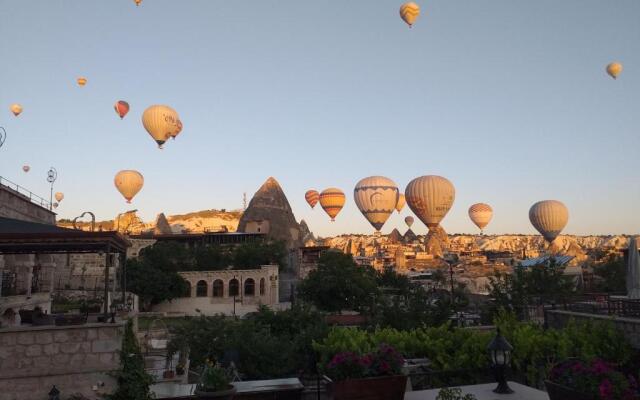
399 2 420 27
606 62 623 80
405 216 414 228
77 77 87 86
22 165 30 173
54 192 64 202
404 175 455 229
134 0 142 5
468 203 493 234
319 188 345 222
353 176 399 231
53 202 59 209
142 105 180 149
529 200 569 243
305 190 319 209
396 193 406 213
10 104 22 117
170 119 183 140
114 101 130 119
114 170 144 203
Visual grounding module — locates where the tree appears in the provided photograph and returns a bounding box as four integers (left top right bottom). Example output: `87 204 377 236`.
125 259 189 311
592 255 626 293
109 321 153 400
297 252 379 313
233 241 287 270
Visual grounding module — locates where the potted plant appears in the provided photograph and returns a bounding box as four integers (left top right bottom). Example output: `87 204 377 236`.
325 344 407 400
176 363 185 376
195 360 236 400
546 359 639 400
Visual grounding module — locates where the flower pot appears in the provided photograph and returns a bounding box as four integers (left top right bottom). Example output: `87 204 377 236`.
195 385 236 400
331 375 407 400
545 380 597 400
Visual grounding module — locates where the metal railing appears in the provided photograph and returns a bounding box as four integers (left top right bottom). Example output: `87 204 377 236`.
0 176 52 210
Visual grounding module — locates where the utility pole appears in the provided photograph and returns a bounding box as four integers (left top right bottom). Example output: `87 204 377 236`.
47 167 57 211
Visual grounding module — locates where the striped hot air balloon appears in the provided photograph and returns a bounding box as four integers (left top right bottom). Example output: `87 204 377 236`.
396 193 406 213
114 101 130 119
529 200 569 243
405 175 455 229
142 105 180 149
399 2 420 27
114 170 144 203
319 188 345 222
353 176 399 232
468 203 493 234
305 190 319 209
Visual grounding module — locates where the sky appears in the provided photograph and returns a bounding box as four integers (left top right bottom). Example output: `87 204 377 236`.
0 1 639 237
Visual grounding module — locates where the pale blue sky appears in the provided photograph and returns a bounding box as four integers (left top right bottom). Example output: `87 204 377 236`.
1 1 638 237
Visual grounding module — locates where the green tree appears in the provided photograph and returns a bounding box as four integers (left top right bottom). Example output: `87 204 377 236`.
125 259 190 310
193 244 232 271
297 252 379 313
109 321 153 400
232 241 287 270
592 255 626 293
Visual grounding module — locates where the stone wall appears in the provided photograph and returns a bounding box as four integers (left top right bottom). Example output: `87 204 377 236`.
0 185 55 225
0 322 124 400
546 309 640 349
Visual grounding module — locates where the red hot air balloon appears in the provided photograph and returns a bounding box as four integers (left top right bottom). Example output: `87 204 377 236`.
114 101 130 119
305 190 319 209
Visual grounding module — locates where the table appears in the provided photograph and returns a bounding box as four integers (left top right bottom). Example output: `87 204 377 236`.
405 382 549 400
152 378 304 400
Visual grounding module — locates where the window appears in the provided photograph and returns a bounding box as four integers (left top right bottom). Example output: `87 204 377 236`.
244 278 255 296
229 279 239 297
196 280 208 297
260 278 265 296
213 279 224 297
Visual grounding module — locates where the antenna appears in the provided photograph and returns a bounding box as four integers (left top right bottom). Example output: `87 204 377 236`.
243 192 247 210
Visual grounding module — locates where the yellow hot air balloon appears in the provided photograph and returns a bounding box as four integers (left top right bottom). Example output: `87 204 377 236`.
114 170 144 203
142 105 180 149
54 192 64 202
354 176 399 231
10 104 23 117
396 193 406 213
404 175 455 229
134 0 142 5
399 2 420 27
529 200 569 243
404 216 414 228
468 203 493 234
305 190 319 209
606 62 623 80
319 188 345 222
77 77 87 86
22 165 30 173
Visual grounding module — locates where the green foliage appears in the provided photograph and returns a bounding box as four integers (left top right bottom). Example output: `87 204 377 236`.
436 388 477 400
297 252 379 313
232 240 287 270
197 361 231 392
592 255 626 293
108 321 153 400
125 258 190 310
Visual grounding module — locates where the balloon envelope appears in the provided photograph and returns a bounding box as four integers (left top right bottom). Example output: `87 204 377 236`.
404 175 455 229
142 105 180 149
54 192 64 202
10 104 22 117
353 176 399 231
114 101 130 119
399 2 420 27
468 203 493 232
529 200 569 243
305 190 319 209
77 77 87 86
606 62 623 79
114 170 144 203
396 193 406 213
170 119 183 140
319 188 345 222
405 216 414 228
53 202 59 209
22 165 30 173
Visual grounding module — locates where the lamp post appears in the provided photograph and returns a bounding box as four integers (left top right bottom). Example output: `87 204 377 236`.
47 167 57 211
48 385 60 400
487 328 514 394
0 127 6 150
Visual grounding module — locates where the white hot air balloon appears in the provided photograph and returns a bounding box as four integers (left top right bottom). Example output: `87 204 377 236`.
404 175 455 230
529 200 569 243
114 170 144 203
353 176 399 232
468 203 493 234
142 105 180 149
54 192 64 202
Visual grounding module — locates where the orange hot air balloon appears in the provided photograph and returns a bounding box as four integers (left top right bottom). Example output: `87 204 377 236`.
54 192 64 202
606 62 623 80
114 101 130 119
396 193 406 213
77 77 87 86
400 2 421 27
10 104 23 117
305 190 319 209
22 165 30 173
134 0 142 5
319 188 345 222
114 170 144 203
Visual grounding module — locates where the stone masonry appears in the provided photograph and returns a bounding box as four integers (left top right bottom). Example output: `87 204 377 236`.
0 322 124 400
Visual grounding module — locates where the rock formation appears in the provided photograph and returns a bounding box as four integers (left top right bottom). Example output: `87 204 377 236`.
388 228 403 244
299 219 315 244
237 177 302 250
404 229 417 242
154 213 172 235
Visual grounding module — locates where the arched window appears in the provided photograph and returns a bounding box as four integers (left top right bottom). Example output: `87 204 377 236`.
229 279 239 297
213 279 224 297
244 278 255 296
184 281 192 297
196 280 208 297
260 278 265 296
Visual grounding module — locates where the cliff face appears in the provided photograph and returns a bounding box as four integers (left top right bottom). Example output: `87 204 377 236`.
236 177 302 249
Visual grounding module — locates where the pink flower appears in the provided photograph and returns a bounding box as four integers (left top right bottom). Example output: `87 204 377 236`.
599 379 613 400
592 359 612 375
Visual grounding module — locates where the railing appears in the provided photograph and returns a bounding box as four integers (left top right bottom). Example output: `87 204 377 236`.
0 176 52 210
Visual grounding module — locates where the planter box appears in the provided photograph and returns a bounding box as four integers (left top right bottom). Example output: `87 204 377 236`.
330 375 407 400
545 380 597 400
195 385 236 400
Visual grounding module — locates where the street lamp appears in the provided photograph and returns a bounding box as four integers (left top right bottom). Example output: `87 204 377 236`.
47 167 57 211
0 127 6 150
487 328 514 394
